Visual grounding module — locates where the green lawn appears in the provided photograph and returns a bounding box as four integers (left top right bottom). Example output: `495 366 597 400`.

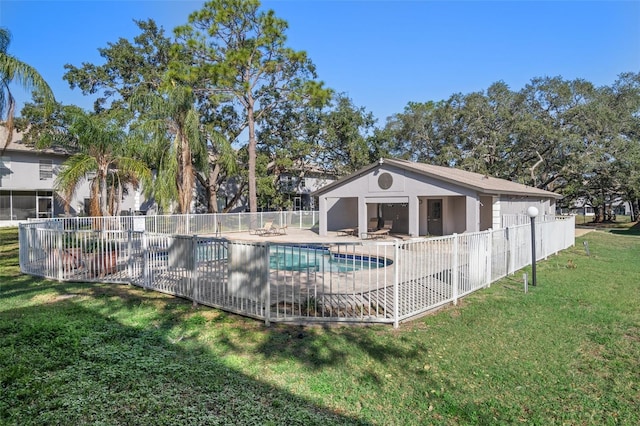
1 227 639 425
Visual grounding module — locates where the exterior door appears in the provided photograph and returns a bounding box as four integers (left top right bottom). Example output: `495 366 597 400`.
427 199 443 236
37 196 52 218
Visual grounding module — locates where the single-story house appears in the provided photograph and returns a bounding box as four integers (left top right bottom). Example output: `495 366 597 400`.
313 158 563 238
564 197 631 217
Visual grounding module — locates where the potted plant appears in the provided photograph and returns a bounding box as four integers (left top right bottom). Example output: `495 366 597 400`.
84 238 120 277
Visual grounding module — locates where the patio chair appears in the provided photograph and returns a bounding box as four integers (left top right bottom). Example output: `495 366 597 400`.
254 221 274 236
337 227 357 236
271 223 288 235
363 220 393 239
368 218 379 232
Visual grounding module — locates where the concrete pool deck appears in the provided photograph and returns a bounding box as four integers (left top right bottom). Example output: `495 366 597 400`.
213 227 416 244
214 225 588 243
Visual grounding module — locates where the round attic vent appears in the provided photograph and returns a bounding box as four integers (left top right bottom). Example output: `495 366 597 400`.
378 172 393 190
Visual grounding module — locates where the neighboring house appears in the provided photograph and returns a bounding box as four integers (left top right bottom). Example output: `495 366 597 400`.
278 162 338 211
0 127 145 226
313 158 563 238
564 197 631 217
191 161 337 214
207 176 247 213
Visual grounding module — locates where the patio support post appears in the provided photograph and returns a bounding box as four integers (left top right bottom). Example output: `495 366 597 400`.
358 196 368 239
452 233 459 305
409 195 419 237
465 195 481 232
318 197 326 236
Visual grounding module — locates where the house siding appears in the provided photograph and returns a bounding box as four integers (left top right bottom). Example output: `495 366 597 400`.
1 137 146 222
316 159 561 238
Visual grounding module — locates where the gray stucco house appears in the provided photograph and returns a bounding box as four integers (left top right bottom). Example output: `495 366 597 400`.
0 128 145 225
313 158 562 238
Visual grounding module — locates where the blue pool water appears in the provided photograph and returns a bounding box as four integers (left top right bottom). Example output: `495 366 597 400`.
159 244 391 272
269 246 391 273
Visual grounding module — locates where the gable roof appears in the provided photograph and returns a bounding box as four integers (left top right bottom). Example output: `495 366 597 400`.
313 158 563 199
1 127 72 156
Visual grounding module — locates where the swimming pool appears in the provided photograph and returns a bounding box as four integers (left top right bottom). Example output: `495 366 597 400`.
159 242 391 273
269 246 391 273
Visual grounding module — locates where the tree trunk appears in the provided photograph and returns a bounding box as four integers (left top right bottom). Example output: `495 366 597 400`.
89 179 101 217
247 96 257 213
596 204 605 223
100 168 108 216
208 162 221 213
176 129 194 214
0 92 15 154
114 182 123 216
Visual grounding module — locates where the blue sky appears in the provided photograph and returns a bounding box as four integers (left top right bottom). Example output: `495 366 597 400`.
2 0 639 125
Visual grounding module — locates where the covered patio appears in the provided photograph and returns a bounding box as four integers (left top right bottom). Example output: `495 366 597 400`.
314 158 562 238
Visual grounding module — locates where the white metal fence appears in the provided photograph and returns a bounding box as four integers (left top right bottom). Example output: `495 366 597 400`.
27 211 320 235
502 213 556 228
19 215 575 327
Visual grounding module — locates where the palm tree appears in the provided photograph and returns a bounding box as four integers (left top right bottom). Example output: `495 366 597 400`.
0 27 55 152
130 83 208 214
55 110 151 216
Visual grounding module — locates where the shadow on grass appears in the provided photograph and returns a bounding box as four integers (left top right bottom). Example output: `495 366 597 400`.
1 284 369 425
609 221 640 236
1 276 518 425
3 227 589 424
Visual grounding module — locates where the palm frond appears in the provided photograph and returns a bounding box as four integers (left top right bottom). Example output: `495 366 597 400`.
54 153 98 204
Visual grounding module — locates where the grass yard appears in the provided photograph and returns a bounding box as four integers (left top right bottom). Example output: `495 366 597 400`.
1 226 639 425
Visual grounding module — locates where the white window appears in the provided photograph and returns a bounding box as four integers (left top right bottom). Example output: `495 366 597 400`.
39 159 53 180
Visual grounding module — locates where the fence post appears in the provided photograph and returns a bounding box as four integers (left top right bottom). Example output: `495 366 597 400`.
191 235 199 307
509 226 516 275
486 230 492 287
505 227 511 275
127 229 133 280
264 241 271 327
57 229 63 281
452 233 459 305
18 225 24 272
393 241 400 328
142 231 150 289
